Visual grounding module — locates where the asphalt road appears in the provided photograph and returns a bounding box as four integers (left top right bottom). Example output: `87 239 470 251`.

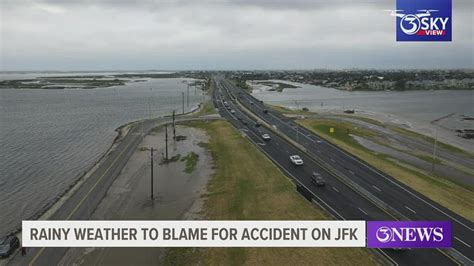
12 115 220 266
213 77 470 265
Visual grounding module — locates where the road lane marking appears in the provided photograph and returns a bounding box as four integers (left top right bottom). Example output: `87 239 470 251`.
222 80 402 266
257 143 266 146
230 81 474 232
454 236 472 248
349 170 355 175
332 186 339 193
29 126 147 265
405 206 417 214
358 208 368 215
372 185 382 192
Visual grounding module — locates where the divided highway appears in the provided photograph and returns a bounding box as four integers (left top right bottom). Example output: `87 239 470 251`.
213 77 472 265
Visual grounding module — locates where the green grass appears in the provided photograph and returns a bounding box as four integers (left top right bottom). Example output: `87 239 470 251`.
180 152 199 174
194 101 217 116
390 126 473 157
164 120 378 265
267 104 310 115
299 119 474 221
194 78 217 116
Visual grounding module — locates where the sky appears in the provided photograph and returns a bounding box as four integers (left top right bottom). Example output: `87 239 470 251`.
0 0 472 71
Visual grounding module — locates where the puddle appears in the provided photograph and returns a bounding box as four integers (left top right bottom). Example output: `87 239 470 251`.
60 125 212 266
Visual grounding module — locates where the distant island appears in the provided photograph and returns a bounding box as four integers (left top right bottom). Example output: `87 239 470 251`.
252 81 299 92
2 70 473 91
228 69 474 91
0 73 206 90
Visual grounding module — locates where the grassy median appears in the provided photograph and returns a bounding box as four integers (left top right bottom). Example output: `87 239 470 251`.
298 119 474 221
165 120 378 265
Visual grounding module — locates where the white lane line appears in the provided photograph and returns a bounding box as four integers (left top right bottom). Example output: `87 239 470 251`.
244 133 345 220
235 81 474 232
316 150 321 153
257 143 266 146
372 185 382 192
405 206 417 214
358 208 368 215
225 81 401 266
349 170 355 175
332 186 339 193
330 158 336 163
454 236 472 248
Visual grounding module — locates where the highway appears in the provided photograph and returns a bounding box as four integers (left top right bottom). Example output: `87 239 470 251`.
213 77 471 265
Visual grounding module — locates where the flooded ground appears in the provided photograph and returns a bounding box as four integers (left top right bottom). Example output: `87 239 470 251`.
59 125 211 265
249 80 474 152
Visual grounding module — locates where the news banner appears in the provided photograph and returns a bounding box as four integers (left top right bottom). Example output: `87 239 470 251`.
23 220 451 248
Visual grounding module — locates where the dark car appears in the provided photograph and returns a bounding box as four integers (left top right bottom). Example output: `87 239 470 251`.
263 109 268 114
0 236 20 258
311 172 325 186
237 116 242 120
243 120 248 125
255 122 261 127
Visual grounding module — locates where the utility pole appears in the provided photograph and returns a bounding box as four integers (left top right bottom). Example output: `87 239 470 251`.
150 147 154 200
172 110 176 140
165 124 169 161
187 84 190 107
182 92 185 114
431 128 438 172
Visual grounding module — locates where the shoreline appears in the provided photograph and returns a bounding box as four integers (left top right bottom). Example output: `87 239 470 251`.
60 125 212 265
1 102 206 255
284 107 473 154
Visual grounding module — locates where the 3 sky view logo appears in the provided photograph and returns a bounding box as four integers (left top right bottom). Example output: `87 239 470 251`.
367 221 452 248
391 0 452 41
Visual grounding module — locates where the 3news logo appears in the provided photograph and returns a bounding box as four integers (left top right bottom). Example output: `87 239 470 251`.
390 0 452 42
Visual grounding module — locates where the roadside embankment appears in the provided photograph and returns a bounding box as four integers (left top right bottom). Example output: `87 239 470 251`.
164 120 378 265
298 118 474 221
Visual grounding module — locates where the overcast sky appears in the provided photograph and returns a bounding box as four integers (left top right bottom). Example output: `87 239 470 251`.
0 0 472 71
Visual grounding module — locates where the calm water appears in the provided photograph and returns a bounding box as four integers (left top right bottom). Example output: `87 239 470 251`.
251 80 474 130
0 77 206 236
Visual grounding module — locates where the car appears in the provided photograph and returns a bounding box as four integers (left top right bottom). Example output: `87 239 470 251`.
0 235 20 258
250 101 254 105
311 172 325 186
262 133 271 141
243 121 248 125
254 122 261 127
290 155 304 166
237 116 242 120
263 109 268 114
230 109 236 114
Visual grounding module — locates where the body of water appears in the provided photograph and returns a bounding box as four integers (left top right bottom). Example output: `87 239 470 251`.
250 80 474 150
0 76 205 236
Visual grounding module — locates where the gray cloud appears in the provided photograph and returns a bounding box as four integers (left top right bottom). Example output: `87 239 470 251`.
1 0 472 70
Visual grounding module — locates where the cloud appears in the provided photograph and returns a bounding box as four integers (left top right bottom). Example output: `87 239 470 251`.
0 0 472 70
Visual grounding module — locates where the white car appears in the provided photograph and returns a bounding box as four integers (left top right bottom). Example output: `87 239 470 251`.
230 109 236 114
261 133 271 141
290 155 304 165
